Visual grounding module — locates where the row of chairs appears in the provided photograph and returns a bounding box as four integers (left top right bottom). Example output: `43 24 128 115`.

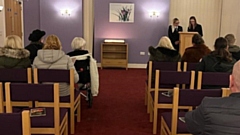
145 61 231 134
149 69 231 134
0 68 80 134
0 83 68 135
160 87 230 135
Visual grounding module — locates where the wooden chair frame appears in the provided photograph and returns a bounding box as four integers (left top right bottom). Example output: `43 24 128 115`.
2 68 33 108
149 70 195 134
21 110 31 135
5 83 68 135
160 87 229 135
33 68 81 134
145 61 181 110
0 83 3 113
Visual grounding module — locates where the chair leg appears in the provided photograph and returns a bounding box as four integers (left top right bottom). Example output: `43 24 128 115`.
70 108 75 134
77 103 81 122
64 114 68 135
160 118 164 135
153 108 158 134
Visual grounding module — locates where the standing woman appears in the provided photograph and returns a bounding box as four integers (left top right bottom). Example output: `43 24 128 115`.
168 18 183 51
188 16 203 36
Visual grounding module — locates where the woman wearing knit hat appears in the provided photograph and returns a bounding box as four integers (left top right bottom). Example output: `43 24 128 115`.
25 29 46 64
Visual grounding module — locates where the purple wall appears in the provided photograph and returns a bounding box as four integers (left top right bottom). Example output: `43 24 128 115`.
23 0 40 45
24 0 83 52
94 0 170 63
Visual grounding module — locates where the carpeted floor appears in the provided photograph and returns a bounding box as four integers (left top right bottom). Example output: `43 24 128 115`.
74 69 154 135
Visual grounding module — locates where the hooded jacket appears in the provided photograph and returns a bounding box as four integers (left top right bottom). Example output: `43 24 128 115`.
196 52 236 73
33 50 79 97
182 44 211 63
228 45 240 60
0 47 31 68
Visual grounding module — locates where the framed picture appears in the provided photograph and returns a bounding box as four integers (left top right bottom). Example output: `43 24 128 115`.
109 3 135 23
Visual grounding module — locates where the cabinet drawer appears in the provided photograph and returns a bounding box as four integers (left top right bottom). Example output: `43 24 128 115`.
102 59 127 65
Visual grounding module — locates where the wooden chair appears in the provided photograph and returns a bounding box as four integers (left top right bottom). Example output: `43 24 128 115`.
160 87 229 135
183 62 199 71
5 83 68 135
33 68 81 134
0 83 3 113
197 71 230 89
149 70 195 134
0 68 33 108
145 61 181 109
0 110 31 135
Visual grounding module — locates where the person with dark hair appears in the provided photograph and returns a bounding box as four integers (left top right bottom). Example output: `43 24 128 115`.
188 16 203 36
225 34 240 60
182 34 211 62
168 18 183 51
25 29 46 64
197 37 236 72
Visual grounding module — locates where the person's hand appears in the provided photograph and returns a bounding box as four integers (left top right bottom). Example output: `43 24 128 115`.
175 41 180 45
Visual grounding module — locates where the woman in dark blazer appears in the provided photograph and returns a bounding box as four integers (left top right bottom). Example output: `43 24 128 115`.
168 18 183 51
188 16 203 36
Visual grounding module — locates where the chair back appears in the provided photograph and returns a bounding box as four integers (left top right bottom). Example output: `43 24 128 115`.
33 68 75 103
170 87 228 134
151 61 181 72
183 62 199 71
5 83 59 113
34 69 72 83
0 68 32 83
197 71 230 89
0 111 31 135
155 70 195 89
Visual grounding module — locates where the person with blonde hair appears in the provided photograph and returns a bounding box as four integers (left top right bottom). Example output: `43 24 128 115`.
225 34 240 60
0 35 31 68
67 37 99 97
168 18 183 51
148 36 181 62
148 36 181 82
33 35 79 97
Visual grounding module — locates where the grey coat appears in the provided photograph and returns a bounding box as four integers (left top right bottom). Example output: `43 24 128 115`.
185 93 240 135
33 50 79 96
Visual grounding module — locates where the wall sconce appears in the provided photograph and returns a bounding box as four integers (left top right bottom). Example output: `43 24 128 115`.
61 9 71 16
0 6 3 12
149 11 160 18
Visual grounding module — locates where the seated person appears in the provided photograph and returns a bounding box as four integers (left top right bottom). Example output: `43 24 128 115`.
0 35 31 68
25 29 45 64
197 37 236 73
33 35 79 97
185 60 240 135
67 37 99 96
182 34 211 63
225 34 240 60
148 36 181 82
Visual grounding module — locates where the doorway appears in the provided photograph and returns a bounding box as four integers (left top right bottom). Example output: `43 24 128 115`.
4 0 22 38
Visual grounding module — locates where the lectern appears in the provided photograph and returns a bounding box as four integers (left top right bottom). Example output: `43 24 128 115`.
179 32 198 55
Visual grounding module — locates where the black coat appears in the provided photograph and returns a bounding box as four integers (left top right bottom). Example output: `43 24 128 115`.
25 42 43 64
196 53 236 73
168 25 183 50
185 93 240 135
188 24 203 36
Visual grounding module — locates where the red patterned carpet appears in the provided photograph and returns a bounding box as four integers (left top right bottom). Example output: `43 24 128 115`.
74 69 154 135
